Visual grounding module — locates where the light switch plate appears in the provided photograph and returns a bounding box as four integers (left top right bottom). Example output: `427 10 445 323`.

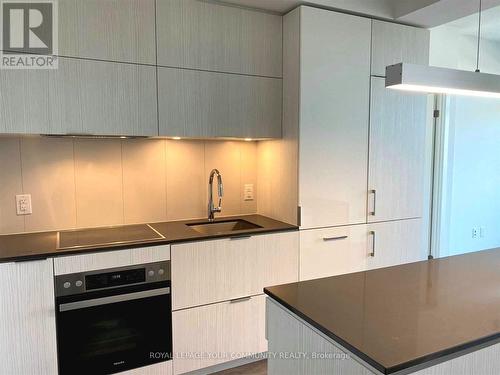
16 194 32 215
244 184 254 201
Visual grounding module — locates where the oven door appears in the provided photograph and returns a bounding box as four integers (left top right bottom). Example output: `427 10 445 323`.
56 282 172 375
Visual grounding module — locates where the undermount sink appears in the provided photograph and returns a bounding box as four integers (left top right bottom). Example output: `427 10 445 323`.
186 219 262 235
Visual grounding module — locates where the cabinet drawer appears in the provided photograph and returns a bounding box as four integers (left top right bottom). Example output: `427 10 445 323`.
117 361 172 375
300 225 368 281
172 295 267 374
53 245 170 275
371 20 430 76
367 218 426 270
171 231 298 310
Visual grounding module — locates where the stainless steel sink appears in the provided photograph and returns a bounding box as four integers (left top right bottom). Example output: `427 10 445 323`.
186 219 262 235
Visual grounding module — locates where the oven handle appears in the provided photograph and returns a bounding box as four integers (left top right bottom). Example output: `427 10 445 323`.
59 287 170 312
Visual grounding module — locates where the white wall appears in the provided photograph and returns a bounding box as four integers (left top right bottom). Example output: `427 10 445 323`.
430 26 500 256
445 97 500 255
430 25 500 74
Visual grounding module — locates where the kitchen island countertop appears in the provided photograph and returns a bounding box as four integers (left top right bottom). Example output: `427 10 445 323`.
265 248 500 374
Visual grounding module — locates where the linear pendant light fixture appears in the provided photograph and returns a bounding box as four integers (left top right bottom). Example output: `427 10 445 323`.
386 63 500 98
386 0 500 99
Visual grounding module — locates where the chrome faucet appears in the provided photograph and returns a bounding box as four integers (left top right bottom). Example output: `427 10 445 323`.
208 169 223 221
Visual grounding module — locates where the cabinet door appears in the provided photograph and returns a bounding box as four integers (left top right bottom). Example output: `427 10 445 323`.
171 231 298 310
298 7 371 229
300 225 368 281
58 0 156 64
172 295 267 374
367 218 427 270
157 67 282 139
0 57 157 136
0 260 58 374
156 0 282 77
371 20 430 76
368 77 428 222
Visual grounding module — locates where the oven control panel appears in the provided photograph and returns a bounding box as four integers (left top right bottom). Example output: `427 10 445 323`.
55 261 170 297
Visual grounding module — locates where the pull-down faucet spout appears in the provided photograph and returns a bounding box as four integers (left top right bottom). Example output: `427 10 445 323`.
208 169 223 222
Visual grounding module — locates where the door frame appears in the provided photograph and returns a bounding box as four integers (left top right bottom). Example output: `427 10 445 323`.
429 94 456 259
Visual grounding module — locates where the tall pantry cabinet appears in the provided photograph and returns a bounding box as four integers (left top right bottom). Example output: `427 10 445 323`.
283 7 432 281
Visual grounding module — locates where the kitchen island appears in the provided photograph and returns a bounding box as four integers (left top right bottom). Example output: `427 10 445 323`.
264 248 500 374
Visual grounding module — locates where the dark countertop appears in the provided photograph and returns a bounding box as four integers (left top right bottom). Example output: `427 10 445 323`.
264 248 500 374
0 214 296 263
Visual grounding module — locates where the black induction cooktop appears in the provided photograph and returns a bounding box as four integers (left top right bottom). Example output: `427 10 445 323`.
57 224 164 250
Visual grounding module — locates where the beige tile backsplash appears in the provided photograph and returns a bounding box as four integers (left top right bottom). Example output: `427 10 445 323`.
122 139 167 224
0 138 24 234
74 139 125 228
0 136 258 235
165 140 205 221
21 137 77 232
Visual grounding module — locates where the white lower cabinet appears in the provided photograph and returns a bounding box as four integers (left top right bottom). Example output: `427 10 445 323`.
117 361 172 375
171 231 299 310
0 259 58 375
300 219 427 281
367 218 426 270
171 231 298 374
172 295 267 374
300 225 368 281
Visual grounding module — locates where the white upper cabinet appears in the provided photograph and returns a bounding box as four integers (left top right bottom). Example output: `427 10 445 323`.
0 57 157 136
58 0 156 64
292 7 371 229
156 0 282 77
157 68 282 138
156 0 283 139
368 77 428 222
371 20 430 76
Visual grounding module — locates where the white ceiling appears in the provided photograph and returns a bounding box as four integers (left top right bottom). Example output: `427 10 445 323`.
213 0 500 28
214 0 393 18
442 5 500 42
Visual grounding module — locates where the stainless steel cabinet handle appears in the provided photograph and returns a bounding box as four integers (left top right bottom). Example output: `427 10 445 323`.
322 235 348 242
230 235 252 241
369 189 376 216
370 231 376 257
230 296 252 304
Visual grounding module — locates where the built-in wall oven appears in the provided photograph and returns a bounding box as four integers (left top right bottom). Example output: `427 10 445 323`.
55 261 172 375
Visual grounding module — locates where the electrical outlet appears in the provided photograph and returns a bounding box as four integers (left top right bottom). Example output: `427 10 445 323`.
243 184 254 201
16 194 32 215
471 227 479 239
